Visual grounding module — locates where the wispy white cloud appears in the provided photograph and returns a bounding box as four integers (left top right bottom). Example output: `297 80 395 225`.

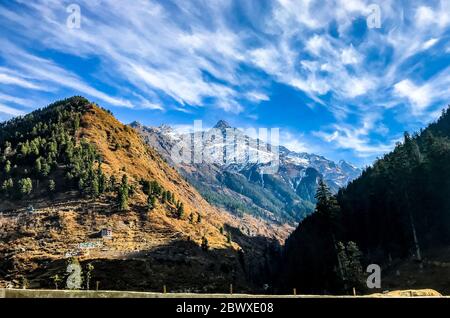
246 91 270 103
341 45 362 65
394 66 450 115
0 40 132 108
0 0 253 113
0 93 33 107
415 3 450 29
313 113 399 158
0 71 43 90
422 38 439 50
0 102 25 116
394 80 432 114
280 131 320 154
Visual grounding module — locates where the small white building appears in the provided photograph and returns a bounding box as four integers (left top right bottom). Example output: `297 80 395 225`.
100 228 113 239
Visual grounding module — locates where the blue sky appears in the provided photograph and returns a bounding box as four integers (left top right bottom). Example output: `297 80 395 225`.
0 0 449 166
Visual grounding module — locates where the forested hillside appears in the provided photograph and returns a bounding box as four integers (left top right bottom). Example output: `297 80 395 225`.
0 97 104 204
280 106 450 294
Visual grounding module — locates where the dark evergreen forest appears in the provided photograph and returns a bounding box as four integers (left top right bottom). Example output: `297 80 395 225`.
280 106 450 294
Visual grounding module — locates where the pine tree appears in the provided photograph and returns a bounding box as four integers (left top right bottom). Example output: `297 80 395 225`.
91 175 99 198
18 178 33 196
315 179 340 233
4 160 11 175
337 241 364 291
315 179 344 287
147 195 156 211
109 175 116 192
226 231 232 243
177 202 185 219
19 142 30 157
97 163 106 194
35 158 42 175
78 178 85 193
1 178 13 195
118 174 129 211
85 263 94 290
402 133 423 264
201 236 209 251
48 179 56 193
147 180 153 196
51 274 62 290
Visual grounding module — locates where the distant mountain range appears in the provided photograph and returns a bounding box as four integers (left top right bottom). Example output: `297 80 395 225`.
131 120 361 225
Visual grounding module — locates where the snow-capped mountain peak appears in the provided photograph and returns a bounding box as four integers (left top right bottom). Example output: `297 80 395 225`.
213 120 232 130
131 120 362 225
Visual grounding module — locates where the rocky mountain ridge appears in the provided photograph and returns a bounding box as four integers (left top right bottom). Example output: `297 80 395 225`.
131 121 361 225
